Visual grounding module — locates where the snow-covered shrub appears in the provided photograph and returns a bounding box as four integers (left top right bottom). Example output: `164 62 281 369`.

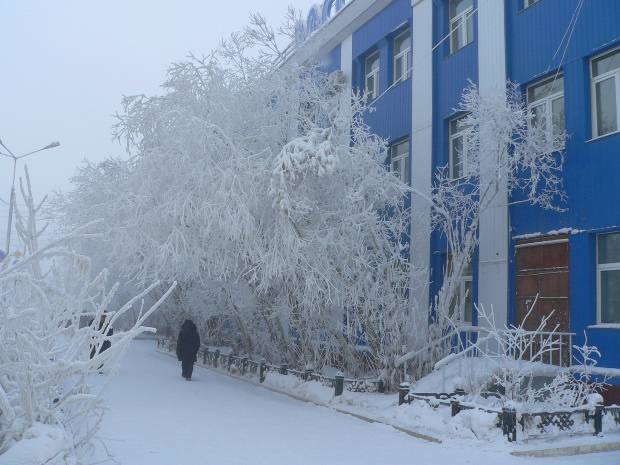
435 302 606 412
0 168 175 461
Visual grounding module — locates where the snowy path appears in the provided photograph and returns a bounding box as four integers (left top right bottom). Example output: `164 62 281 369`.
93 340 617 465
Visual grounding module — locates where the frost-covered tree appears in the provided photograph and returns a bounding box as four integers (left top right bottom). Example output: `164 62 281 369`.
401 82 567 379
0 168 175 462
433 82 566 327
56 16 412 385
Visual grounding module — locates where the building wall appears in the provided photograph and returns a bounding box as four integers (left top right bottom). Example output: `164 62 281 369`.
505 0 620 371
298 0 620 375
352 0 412 142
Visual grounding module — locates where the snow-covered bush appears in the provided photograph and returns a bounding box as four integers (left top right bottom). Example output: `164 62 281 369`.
431 301 605 412
0 168 175 462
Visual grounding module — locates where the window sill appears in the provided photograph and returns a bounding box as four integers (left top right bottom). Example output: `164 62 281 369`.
587 324 620 330
586 129 620 144
448 41 475 58
391 76 411 87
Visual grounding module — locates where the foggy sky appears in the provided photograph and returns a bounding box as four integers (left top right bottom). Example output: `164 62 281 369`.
0 0 316 245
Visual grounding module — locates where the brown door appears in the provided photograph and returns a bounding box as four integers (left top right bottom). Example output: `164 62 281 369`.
515 237 570 364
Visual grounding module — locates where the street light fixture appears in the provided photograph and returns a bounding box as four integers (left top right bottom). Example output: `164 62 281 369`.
0 138 60 257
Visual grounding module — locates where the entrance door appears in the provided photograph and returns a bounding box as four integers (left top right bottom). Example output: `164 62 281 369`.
515 237 570 364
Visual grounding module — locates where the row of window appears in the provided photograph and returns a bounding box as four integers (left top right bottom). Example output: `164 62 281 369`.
364 0 471 100
364 28 411 101
447 47 620 179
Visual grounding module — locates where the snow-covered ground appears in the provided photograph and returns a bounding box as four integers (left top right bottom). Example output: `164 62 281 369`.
87 340 620 465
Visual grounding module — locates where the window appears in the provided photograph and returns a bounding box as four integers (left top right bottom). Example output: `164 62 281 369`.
598 233 620 324
364 52 380 101
448 256 473 323
524 0 540 8
449 114 470 179
393 29 411 84
390 139 410 184
527 75 565 148
592 48 620 138
449 0 474 54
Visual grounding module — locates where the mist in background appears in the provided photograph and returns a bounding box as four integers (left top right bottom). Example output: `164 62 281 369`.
0 0 316 246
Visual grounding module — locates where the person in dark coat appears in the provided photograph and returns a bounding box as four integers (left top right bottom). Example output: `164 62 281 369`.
176 319 201 381
89 316 114 360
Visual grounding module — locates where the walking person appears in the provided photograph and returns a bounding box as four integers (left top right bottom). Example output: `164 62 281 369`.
176 319 200 381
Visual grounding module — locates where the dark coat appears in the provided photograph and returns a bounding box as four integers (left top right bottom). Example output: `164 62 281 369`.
176 319 201 363
89 318 114 359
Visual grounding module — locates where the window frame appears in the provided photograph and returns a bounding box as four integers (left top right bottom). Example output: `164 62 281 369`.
590 46 620 140
393 28 411 85
597 232 620 324
449 114 471 179
449 0 474 54
389 138 410 185
527 74 565 149
447 254 474 324
364 52 380 101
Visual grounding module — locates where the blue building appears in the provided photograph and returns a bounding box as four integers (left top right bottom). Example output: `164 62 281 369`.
292 0 620 402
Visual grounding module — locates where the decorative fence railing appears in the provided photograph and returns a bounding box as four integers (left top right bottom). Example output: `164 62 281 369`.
397 326 575 389
157 338 385 397
397 384 620 442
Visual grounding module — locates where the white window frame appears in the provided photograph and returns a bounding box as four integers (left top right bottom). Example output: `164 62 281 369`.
449 114 470 179
447 255 474 323
591 46 620 139
457 272 473 324
524 0 540 8
390 139 410 184
527 75 565 149
393 29 411 85
449 0 474 54
597 233 620 324
365 52 380 101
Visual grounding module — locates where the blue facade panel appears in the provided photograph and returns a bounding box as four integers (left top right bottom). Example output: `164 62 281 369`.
320 44 342 74
429 0 480 309
506 0 620 382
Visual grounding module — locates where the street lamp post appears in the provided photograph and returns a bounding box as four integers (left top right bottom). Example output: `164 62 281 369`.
0 139 60 256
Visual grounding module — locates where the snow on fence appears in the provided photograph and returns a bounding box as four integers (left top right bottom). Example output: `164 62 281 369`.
397 326 575 389
397 386 620 442
156 338 385 397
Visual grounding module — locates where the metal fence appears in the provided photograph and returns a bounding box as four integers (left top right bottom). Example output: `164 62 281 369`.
397 384 620 442
157 338 385 397
157 337 619 442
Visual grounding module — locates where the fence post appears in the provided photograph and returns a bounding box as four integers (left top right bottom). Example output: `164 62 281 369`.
502 407 517 442
241 357 247 376
334 373 344 397
227 354 233 372
280 363 288 375
398 382 410 406
203 348 208 365
214 350 220 368
377 379 385 394
259 361 266 383
450 400 461 417
594 403 604 435
304 369 313 381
